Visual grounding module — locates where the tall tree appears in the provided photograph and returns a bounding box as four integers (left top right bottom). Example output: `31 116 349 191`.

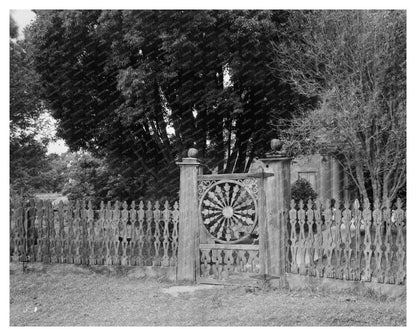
28 10 309 199
273 10 406 203
10 15 51 199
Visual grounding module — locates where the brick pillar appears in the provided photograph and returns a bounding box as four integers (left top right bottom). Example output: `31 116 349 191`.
176 152 200 282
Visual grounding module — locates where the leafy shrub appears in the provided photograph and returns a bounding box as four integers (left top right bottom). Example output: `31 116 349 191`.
291 178 318 204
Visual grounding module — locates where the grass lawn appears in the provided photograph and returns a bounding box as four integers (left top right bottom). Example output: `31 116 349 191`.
10 263 406 326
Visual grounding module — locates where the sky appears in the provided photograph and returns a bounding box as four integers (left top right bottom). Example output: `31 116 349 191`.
10 9 69 155
10 9 36 39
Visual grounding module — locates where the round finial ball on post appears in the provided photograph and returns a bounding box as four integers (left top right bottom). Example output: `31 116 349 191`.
187 148 198 158
270 139 283 151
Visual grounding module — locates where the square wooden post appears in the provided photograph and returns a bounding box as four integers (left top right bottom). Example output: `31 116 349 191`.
260 155 292 281
176 156 200 282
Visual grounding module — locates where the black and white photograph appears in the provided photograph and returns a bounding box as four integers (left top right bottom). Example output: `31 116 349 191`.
7 2 409 327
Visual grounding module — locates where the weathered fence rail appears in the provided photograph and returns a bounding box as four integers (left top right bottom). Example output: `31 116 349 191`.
10 199 179 267
286 198 406 285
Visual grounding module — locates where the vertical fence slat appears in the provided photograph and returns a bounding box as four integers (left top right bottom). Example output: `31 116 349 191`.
103 201 111 265
395 199 406 284
297 200 306 275
314 200 324 277
323 199 334 278
34 200 43 262
288 200 298 274
333 200 343 279
11 203 21 262
26 200 36 262
170 201 179 266
113 201 121 265
362 198 373 281
120 201 129 266
352 199 362 281
135 201 145 266
145 201 153 265
153 201 161 266
341 199 352 280
128 201 136 266
306 200 315 276
383 199 394 284
373 199 383 282
162 201 170 267
87 200 95 265
57 201 65 263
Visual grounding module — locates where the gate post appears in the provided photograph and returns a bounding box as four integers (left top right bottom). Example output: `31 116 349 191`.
176 149 200 282
260 140 292 283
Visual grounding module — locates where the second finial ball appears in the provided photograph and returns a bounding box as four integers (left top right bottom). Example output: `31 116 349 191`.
188 148 198 158
270 139 283 151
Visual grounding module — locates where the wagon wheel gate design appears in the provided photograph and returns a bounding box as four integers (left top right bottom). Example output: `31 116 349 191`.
197 173 269 285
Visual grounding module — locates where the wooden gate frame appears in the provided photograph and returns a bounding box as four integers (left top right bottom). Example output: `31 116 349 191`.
195 172 271 285
176 149 292 284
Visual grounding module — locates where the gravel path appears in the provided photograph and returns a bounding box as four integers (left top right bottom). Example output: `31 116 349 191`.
10 264 406 326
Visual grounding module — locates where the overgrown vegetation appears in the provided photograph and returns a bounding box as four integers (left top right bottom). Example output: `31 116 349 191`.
273 10 406 203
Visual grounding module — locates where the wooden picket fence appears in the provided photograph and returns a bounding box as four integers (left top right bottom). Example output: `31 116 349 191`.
10 196 407 286
286 198 406 285
10 199 179 267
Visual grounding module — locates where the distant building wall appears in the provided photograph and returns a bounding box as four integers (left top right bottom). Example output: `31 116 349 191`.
290 154 346 202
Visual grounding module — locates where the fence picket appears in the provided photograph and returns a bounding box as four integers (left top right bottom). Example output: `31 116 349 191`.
395 199 406 284
288 200 298 274
120 201 129 266
362 199 373 281
373 199 383 282
306 200 315 276
333 200 343 279
341 199 352 280
162 201 171 267
34 200 43 262
171 201 179 266
153 201 161 266
352 199 362 281
314 200 324 277
136 201 145 266
297 200 306 275
145 201 153 264
128 201 136 266
383 199 394 284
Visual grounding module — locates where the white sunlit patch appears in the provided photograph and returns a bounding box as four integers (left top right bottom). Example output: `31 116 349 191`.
223 64 233 88
33 111 68 154
166 125 175 136
47 139 68 155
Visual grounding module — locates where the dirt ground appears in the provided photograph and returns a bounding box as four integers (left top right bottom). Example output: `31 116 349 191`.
9 263 406 326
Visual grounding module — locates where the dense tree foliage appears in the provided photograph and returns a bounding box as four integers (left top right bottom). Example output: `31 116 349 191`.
60 151 160 203
10 15 51 199
273 10 406 203
27 10 312 199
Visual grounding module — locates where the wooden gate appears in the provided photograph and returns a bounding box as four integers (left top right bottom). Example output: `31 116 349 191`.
196 172 271 285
